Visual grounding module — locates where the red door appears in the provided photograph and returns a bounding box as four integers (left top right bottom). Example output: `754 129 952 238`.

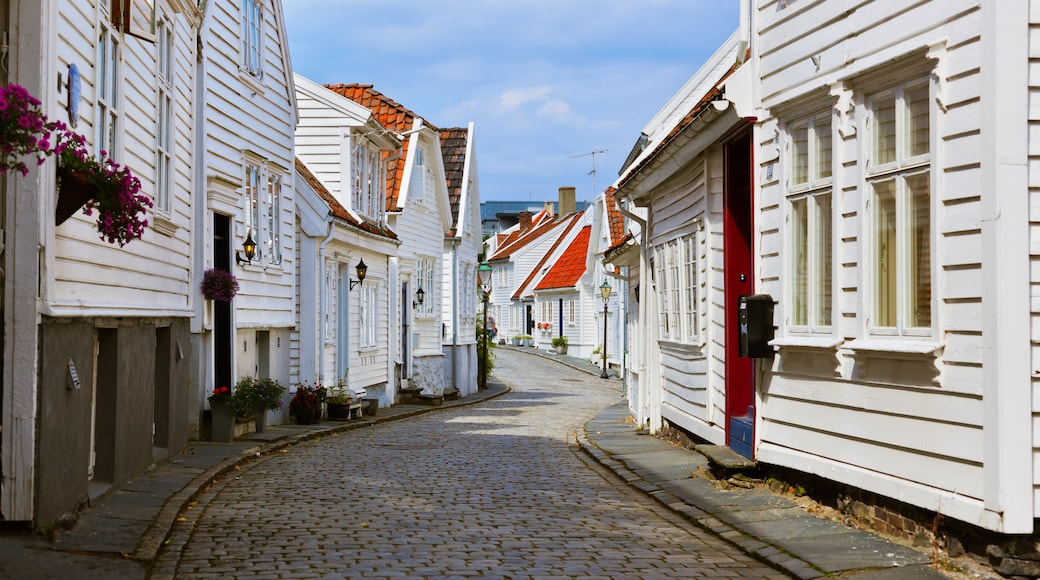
723 128 755 458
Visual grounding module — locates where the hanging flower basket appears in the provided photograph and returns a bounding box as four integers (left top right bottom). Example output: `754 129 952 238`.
55 167 96 225
200 268 239 302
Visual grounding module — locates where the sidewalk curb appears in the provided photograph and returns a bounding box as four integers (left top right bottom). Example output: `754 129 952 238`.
575 428 825 579
134 383 512 563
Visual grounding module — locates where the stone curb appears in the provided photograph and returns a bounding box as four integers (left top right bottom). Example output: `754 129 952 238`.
134 383 512 563
575 426 825 579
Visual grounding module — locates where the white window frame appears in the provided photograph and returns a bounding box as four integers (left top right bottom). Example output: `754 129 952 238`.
359 284 378 349
155 14 173 214
416 258 437 318
324 263 336 343
241 0 264 80
97 8 121 159
785 111 834 334
243 157 285 268
653 226 701 344
864 76 934 337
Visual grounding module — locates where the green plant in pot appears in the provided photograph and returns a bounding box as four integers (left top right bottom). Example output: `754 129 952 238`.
551 335 568 355
325 376 357 421
290 382 325 425
511 335 522 346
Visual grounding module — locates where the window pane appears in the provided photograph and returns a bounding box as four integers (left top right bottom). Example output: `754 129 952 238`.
873 180 897 327
814 118 832 181
791 124 808 185
905 84 930 158
873 92 896 166
906 172 931 327
791 197 808 326
813 193 832 326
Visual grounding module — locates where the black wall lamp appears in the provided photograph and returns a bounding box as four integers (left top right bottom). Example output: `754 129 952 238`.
349 258 368 290
414 286 425 308
236 230 257 265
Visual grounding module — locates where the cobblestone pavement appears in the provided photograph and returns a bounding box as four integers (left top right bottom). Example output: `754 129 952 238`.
151 348 790 579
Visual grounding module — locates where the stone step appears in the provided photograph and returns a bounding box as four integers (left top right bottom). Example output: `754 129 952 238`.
695 444 757 472
443 388 460 401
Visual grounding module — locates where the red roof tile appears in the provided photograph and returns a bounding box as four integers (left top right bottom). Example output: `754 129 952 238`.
295 158 398 241
324 83 439 211
535 226 591 291
440 127 468 237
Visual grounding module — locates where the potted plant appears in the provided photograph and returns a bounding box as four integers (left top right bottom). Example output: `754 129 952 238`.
207 385 235 443
290 382 325 425
522 334 534 347
325 376 357 421
0 83 56 177
51 120 151 244
232 376 284 432
511 335 522 346
200 268 239 302
551 335 569 355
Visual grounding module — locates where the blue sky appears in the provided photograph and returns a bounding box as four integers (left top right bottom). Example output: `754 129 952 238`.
282 1 740 203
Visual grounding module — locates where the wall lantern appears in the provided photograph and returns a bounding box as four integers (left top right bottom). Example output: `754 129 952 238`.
236 230 257 265
349 258 367 290
415 286 426 307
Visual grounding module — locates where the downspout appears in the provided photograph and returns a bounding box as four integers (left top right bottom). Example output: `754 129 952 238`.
451 238 458 391
316 215 335 385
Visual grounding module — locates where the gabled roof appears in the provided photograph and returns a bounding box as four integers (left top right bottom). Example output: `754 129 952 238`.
603 186 633 255
440 127 468 237
325 84 440 210
295 158 398 241
535 226 591 291
489 209 556 261
511 212 584 300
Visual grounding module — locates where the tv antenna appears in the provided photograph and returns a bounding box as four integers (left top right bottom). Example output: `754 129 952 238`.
573 149 608 199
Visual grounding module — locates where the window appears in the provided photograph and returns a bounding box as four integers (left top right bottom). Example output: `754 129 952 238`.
653 229 700 343
324 264 336 342
242 159 285 267
416 258 437 317
410 144 434 202
241 0 263 79
867 79 931 334
567 299 576 324
359 284 378 348
349 136 386 222
496 264 509 288
787 112 833 332
97 12 121 158
155 16 173 213
265 173 282 264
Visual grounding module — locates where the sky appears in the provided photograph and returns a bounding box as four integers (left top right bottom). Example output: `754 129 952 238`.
282 1 740 204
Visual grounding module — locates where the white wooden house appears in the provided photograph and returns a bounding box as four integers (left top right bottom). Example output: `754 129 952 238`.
486 207 574 343
2 1 201 528
293 73 401 408
617 0 1039 536
601 186 643 411
193 0 297 433
440 124 482 397
328 84 456 399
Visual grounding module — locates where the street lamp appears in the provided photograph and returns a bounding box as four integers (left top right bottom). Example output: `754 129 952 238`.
599 280 612 379
477 261 493 389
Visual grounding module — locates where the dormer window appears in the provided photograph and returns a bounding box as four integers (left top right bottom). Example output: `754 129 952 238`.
241 0 263 80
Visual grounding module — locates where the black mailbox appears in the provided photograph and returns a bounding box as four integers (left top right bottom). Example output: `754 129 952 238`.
738 294 775 358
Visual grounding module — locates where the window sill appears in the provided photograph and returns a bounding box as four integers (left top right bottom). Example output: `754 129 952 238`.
238 69 266 95
843 338 942 356
151 213 179 237
769 335 842 350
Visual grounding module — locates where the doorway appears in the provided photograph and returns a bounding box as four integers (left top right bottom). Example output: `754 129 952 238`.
213 214 233 391
723 128 755 459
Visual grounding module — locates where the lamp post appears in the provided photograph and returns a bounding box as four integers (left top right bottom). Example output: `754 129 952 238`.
599 280 612 379
477 261 493 389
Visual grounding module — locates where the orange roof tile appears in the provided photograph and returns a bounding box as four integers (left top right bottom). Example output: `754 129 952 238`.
325 83 439 212
535 226 591 291
295 158 398 241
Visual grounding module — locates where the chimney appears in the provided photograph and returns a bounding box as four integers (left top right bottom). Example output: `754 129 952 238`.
558 186 576 215
518 211 532 233
544 201 554 217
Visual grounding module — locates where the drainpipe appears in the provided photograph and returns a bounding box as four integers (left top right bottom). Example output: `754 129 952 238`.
317 215 335 385
451 238 459 392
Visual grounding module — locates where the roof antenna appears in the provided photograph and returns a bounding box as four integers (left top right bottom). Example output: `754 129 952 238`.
573 149 608 205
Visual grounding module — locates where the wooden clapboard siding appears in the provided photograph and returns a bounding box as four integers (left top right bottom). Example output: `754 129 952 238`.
1029 0 1040 520
203 0 295 328
49 1 196 312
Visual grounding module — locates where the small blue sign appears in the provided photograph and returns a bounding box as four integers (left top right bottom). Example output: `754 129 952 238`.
67 63 80 128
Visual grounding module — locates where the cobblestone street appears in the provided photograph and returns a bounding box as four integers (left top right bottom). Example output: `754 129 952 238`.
151 348 788 579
